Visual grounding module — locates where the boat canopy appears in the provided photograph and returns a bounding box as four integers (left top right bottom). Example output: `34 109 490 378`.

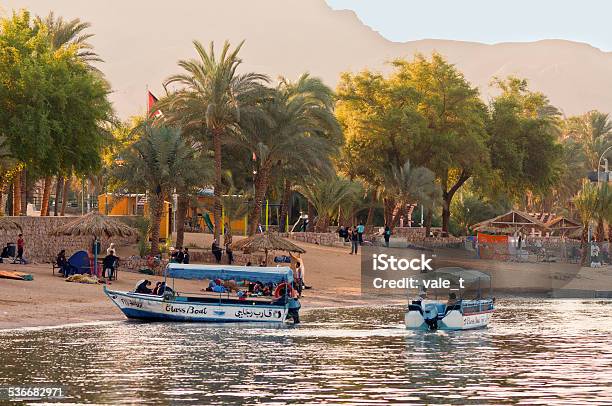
421 267 491 287
165 263 293 284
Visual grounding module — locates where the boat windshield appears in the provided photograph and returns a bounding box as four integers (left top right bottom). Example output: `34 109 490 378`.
164 263 294 284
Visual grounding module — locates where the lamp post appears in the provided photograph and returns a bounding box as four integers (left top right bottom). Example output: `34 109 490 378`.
597 145 612 184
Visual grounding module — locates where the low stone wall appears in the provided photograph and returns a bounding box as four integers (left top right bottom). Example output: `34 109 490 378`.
0 216 138 264
289 232 345 247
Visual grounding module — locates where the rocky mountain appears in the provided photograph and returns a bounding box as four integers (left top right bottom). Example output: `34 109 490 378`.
4 0 612 117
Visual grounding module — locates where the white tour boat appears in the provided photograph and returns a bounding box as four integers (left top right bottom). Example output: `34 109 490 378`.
104 263 300 323
405 267 494 330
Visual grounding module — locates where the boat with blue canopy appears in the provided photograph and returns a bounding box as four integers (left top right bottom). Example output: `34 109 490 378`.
104 263 301 323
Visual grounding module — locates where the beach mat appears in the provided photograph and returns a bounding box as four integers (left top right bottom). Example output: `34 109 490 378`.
0 270 33 281
65 274 99 284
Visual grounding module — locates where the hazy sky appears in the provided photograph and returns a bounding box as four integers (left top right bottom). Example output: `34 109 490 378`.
326 0 612 51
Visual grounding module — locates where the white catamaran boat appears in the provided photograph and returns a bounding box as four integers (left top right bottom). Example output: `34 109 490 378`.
104 263 300 323
405 267 494 331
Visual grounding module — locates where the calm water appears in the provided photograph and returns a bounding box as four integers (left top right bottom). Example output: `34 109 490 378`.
1 299 612 405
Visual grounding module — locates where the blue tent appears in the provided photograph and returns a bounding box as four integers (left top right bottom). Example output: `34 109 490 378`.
165 263 293 284
68 250 91 275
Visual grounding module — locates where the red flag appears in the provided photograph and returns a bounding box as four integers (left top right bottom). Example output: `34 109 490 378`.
147 91 163 119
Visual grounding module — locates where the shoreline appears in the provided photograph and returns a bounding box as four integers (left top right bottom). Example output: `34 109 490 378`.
3 239 612 330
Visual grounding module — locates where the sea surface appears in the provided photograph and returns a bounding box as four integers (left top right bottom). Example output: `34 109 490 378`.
1 299 612 405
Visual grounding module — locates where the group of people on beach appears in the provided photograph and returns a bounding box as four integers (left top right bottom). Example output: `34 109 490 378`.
211 238 233 264
170 246 190 264
338 223 393 253
55 242 121 279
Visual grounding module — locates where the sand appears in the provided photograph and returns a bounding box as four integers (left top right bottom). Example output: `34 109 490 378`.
2 233 611 330
0 237 380 330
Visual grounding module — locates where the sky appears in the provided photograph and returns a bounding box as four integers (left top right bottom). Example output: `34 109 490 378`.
326 0 612 51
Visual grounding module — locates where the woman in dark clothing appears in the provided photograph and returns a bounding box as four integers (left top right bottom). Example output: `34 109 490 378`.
183 247 190 264
384 225 391 248
212 239 222 263
350 227 359 255
57 250 70 276
226 244 233 264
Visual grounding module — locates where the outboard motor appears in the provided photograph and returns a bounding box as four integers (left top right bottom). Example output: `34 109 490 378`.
423 303 439 330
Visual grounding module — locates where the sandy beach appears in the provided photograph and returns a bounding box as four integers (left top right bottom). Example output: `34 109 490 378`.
0 238 377 329
2 234 612 330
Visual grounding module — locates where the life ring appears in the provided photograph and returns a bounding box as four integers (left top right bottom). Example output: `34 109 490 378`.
273 282 296 298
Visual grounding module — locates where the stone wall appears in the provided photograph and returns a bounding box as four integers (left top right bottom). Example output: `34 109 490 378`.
289 232 345 247
0 216 138 264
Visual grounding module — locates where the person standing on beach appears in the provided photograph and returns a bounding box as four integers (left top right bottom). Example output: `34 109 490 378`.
16 233 25 264
176 247 185 264
384 225 391 248
350 227 359 255
183 247 190 264
357 222 365 245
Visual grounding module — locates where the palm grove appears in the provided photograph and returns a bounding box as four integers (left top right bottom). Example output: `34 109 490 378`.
1 10 611 256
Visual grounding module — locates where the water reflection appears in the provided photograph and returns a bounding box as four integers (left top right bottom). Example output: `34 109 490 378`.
1 299 612 404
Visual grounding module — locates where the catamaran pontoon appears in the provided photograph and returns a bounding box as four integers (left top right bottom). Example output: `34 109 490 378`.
104 263 300 323
405 267 494 330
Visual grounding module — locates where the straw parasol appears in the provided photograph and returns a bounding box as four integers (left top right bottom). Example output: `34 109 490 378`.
51 211 137 238
0 217 22 233
52 212 137 274
233 232 306 256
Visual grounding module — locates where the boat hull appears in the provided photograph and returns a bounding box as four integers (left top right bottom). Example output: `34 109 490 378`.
105 288 289 323
405 300 494 330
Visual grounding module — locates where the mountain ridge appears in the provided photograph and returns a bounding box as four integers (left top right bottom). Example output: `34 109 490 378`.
4 0 611 117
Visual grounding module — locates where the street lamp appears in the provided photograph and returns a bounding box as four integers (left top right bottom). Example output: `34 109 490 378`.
597 145 612 184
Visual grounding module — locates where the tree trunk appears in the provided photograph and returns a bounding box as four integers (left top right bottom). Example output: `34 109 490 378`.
20 169 27 215
60 178 69 216
54 175 63 216
315 216 330 233
12 172 21 216
365 206 375 232
307 201 315 231
149 195 164 256
441 171 470 236
383 197 395 226
580 225 589 265
424 209 432 238
279 179 291 233
175 194 188 248
248 167 270 236
212 129 223 242
41 176 52 216
596 218 605 242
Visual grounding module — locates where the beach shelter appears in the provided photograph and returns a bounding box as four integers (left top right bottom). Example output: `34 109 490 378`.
545 216 582 237
51 212 137 274
233 232 306 261
472 210 550 236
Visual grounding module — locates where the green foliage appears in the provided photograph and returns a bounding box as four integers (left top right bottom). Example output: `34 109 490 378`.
296 176 361 231
0 10 112 185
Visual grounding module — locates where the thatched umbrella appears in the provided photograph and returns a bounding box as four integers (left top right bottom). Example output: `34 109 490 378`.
52 212 137 273
0 217 22 233
233 232 306 259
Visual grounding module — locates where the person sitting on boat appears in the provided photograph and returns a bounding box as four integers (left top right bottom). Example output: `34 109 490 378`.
446 292 458 309
237 290 247 300
134 279 153 294
176 247 185 264
152 281 162 295
183 247 190 264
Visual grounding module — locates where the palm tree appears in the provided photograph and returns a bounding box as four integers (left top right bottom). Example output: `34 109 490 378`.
35 12 102 66
112 124 212 256
34 13 104 216
296 176 360 232
163 40 269 241
574 182 600 263
377 161 441 229
565 111 612 171
240 74 340 235
220 189 250 245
